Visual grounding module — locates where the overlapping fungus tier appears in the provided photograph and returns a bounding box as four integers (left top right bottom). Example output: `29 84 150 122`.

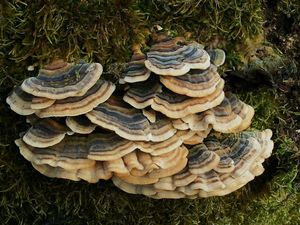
144 34 210 76
181 93 255 133
35 79 115 117
15 132 136 169
86 96 176 142
6 33 274 199
66 115 96 134
6 86 55 115
21 61 103 99
152 84 224 119
120 45 151 84
22 118 70 148
159 65 224 97
123 76 162 109
112 129 273 199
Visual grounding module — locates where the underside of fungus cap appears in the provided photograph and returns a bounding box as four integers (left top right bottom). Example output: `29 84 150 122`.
151 82 224 118
22 118 70 148
6 86 55 115
35 79 115 117
123 76 162 109
159 65 224 97
32 161 113 183
120 45 151 83
21 61 103 99
77 162 113 183
32 163 80 181
145 35 211 76
112 176 157 196
206 49 226 67
66 115 97 134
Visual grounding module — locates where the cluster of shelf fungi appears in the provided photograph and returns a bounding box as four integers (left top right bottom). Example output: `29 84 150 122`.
7 33 273 199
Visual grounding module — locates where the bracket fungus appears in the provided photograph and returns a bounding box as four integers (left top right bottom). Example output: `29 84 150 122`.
7 32 274 199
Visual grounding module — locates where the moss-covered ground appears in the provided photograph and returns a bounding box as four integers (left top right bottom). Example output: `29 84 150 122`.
0 1 299 224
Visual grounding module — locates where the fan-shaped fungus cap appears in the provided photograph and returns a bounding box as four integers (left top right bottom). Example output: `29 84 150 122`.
21 61 103 99
86 96 176 142
35 80 115 117
188 144 220 174
137 130 194 156
123 76 162 109
172 167 198 187
145 35 210 76
151 83 224 119
66 115 97 134
15 138 95 170
207 49 226 67
86 96 150 141
120 45 151 83
16 132 138 170
86 133 137 161
182 93 255 133
159 65 224 97
6 86 55 115
23 118 70 148
225 93 255 132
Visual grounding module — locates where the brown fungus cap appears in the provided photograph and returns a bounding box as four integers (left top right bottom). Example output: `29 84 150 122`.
120 45 151 84
123 76 162 109
15 139 95 170
32 163 80 181
21 62 103 99
86 96 176 142
107 130 273 199
16 132 139 170
182 93 255 133
6 86 55 115
151 83 224 119
66 116 97 134
183 129 212 145
22 118 70 148
159 65 224 98
145 35 210 76
36 79 115 117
